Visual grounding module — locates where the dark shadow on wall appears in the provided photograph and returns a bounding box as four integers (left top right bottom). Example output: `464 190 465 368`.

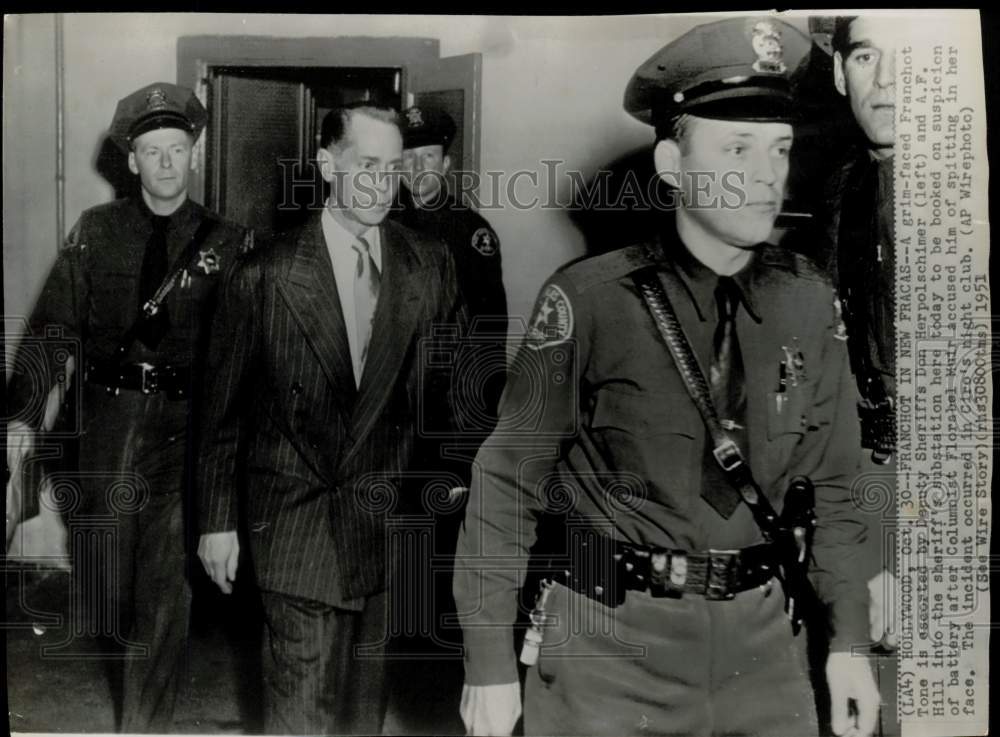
94 135 139 200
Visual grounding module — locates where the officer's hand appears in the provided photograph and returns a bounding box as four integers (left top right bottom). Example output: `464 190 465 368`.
6 420 35 547
868 569 898 649
460 682 521 736
198 531 240 594
826 651 880 737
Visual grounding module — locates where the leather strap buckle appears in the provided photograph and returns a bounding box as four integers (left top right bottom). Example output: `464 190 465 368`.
139 362 159 395
703 549 739 600
712 439 744 472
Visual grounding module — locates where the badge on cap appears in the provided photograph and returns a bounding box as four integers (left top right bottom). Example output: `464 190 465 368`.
146 87 170 112
197 248 221 275
471 227 498 256
527 283 574 350
406 107 424 127
750 20 787 74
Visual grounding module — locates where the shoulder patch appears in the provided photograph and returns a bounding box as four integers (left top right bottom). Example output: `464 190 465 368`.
471 227 498 256
526 283 574 350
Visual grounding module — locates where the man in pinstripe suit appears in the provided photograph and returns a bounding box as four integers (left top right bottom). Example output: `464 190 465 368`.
196 103 466 735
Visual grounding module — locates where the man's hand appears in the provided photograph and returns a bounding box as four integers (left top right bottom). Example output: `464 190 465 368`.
868 569 898 649
460 682 521 736
827 651 880 737
198 531 240 594
6 420 35 547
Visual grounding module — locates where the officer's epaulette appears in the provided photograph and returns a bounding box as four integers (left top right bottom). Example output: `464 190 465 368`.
759 245 830 285
558 242 656 294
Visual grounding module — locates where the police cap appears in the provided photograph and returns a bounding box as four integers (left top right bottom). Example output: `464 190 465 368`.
109 82 207 151
624 17 812 129
401 106 457 151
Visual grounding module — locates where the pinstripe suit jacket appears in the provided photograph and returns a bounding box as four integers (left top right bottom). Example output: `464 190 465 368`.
197 214 464 605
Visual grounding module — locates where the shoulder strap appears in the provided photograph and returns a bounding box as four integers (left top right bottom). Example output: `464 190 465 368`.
114 217 219 361
631 265 781 542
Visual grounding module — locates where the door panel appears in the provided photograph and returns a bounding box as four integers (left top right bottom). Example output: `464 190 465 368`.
406 53 482 199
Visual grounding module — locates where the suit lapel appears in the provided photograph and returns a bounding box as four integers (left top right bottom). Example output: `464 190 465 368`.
344 222 430 463
277 215 357 411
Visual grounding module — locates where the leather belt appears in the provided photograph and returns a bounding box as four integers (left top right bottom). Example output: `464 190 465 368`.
547 528 777 608
85 360 191 399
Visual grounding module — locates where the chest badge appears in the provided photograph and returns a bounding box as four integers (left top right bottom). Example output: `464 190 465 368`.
197 248 221 275
471 227 498 256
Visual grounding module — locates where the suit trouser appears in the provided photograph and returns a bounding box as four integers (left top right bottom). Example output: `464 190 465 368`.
260 589 389 735
72 385 193 733
524 580 817 737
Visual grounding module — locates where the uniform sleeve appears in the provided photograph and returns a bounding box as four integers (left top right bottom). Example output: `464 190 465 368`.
7 219 89 430
196 251 262 534
791 287 870 652
454 273 590 685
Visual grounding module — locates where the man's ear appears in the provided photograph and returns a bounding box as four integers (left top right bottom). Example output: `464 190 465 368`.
127 151 139 176
833 51 848 97
653 138 683 190
316 146 336 184
442 154 452 176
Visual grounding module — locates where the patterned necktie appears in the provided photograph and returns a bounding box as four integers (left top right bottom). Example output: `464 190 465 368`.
701 275 748 518
137 214 171 349
351 235 381 386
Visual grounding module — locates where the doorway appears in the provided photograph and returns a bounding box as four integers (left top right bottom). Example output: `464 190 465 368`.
178 35 482 235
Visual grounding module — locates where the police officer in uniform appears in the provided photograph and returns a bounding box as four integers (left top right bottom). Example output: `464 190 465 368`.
455 18 880 737
395 105 507 339
6 82 251 733
821 16 902 736
390 106 508 690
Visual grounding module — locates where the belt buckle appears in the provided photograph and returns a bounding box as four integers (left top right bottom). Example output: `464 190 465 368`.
704 549 738 601
712 439 744 472
139 362 158 395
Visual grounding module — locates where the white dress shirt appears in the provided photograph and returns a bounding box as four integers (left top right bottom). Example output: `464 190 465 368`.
321 206 383 387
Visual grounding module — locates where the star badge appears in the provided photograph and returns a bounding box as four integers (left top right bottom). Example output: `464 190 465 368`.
197 248 221 275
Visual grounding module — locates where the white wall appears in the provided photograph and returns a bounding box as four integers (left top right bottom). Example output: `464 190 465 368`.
4 12 806 333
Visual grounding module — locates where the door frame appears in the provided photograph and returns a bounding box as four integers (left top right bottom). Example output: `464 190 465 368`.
177 35 442 203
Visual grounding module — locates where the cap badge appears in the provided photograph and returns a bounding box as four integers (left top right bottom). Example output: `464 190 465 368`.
406 107 424 127
750 20 787 74
146 87 170 112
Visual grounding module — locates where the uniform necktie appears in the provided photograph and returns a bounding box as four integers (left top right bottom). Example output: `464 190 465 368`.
137 214 171 349
701 275 748 518
351 235 380 386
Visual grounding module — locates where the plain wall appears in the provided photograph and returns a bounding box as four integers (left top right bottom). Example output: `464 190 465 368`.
3 13 808 340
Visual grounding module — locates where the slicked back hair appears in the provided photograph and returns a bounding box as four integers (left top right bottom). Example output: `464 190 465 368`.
319 102 401 151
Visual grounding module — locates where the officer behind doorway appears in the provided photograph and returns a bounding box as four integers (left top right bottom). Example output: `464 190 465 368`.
454 18 881 737
6 82 251 733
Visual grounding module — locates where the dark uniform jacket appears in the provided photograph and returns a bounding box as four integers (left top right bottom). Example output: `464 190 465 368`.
197 215 466 606
455 231 870 686
393 186 506 329
7 196 250 430
818 148 896 398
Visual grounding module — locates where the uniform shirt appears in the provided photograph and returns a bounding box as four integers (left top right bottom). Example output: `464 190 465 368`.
7 196 250 428
455 229 869 686
320 205 383 387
